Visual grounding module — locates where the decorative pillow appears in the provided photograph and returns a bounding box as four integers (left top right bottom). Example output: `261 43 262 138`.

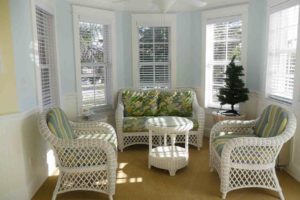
157 91 193 117
122 90 159 117
47 107 75 139
254 105 288 138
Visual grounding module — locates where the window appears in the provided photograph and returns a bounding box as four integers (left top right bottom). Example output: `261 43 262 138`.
266 2 299 102
79 22 112 109
35 7 59 109
205 17 243 108
138 26 170 88
73 7 115 113
132 14 176 88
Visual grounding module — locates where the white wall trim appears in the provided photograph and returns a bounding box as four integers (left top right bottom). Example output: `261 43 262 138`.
131 14 177 88
72 6 117 115
201 4 249 109
0 107 39 121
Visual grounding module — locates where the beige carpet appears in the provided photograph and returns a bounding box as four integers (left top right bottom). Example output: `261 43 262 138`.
33 138 300 200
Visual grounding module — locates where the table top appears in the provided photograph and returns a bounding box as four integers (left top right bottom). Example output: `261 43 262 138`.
146 116 193 134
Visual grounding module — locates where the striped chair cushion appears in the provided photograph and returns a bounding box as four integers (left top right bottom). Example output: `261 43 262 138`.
212 133 257 156
47 107 75 139
254 105 288 138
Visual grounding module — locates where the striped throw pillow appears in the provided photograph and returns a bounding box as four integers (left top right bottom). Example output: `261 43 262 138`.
47 107 75 139
254 105 288 138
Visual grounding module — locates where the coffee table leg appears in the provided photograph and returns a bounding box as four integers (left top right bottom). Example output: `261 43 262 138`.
164 133 167 146
169 169 176 176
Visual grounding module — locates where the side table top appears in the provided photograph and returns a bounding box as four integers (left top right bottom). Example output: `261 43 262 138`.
146 116 193 134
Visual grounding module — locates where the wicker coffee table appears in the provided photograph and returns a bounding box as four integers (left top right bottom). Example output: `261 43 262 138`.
146 117 193 176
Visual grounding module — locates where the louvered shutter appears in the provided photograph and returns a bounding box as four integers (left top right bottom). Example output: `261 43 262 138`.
267 4 299 102
206 17 243 107
138 26 170 88
36 7 59 109
79 22 112 109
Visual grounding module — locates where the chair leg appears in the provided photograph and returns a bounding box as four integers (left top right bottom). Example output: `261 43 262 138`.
272 169 285 200
109 195 113 200
222 192 227 199
52 174 61 200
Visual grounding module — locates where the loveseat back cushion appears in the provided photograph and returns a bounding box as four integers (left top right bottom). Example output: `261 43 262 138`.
122 90 159 117
47 107 75 140
254 105 288 138
157 91 193 117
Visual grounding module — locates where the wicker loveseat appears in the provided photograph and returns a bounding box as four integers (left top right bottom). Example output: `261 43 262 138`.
115 88 205 151
38 107 118 200
210 105 297 200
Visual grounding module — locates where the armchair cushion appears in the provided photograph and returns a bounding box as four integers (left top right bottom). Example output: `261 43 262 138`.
122 90 159 117
123 116 198 132
157 91 193 117
254 105 288 138
212 133 257 156
47 107 75 139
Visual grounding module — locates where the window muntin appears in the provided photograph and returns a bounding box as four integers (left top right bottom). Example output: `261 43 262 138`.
138 26 170 88
206 18 243 107
267 4 299 102
79 22 111 109
36 7 59 109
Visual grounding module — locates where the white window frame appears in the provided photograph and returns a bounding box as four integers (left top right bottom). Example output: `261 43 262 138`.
132 14 177 88
72 6 117 115
264 0 300 104
30 0 61 110
201 5 249 109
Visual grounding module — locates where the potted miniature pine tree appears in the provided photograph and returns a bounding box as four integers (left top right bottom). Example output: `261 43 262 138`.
217 55 249 116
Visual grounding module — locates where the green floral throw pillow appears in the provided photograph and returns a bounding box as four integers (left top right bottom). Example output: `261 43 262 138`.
158 91 193 117
122 90 159 117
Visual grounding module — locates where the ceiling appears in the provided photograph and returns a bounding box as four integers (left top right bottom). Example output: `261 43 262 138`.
68 0 249 13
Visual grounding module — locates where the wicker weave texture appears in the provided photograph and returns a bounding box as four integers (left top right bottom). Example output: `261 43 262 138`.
115 88 205 151
209 108 297 200
38 110 118 200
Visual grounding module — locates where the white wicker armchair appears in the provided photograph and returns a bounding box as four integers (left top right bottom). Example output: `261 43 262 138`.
115 88 205 151
38 108 118 200
210 105 297 200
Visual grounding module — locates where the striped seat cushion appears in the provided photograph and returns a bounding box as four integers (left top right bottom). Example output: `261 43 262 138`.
254 105 288 138
47 107 75 139
212 133 257 156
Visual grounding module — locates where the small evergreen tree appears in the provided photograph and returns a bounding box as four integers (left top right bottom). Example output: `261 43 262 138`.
217 55 249 115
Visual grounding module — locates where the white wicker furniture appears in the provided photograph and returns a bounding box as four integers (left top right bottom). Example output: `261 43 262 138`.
38 108 118 200
210 105 297 200
146 117 193 176
115 88 205 151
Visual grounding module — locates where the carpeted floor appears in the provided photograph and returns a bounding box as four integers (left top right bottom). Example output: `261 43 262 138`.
33 138 300 200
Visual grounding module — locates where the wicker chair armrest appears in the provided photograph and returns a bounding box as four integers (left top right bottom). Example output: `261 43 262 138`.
115 103 124 132
55 138 117 168
192 100 205 131
221 136 283 165
70 121 116 136
210 119 257 141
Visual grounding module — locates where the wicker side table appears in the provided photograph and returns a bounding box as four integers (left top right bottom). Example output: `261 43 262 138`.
212 111 246 123
146 117 193 176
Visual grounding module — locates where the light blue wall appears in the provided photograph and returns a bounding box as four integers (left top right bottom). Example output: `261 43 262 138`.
246 0 267 92
10 0 38 111
191 11 202 86
116 12 133 89
56 0 76 94
176 13 195 87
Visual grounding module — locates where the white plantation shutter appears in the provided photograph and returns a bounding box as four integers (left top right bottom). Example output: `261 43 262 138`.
138 26 170 88
267 3 299 102
36 7 59 109
206 17 243 107
79 22 112 109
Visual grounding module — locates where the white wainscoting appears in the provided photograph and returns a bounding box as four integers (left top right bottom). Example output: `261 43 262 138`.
0 108 50 200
